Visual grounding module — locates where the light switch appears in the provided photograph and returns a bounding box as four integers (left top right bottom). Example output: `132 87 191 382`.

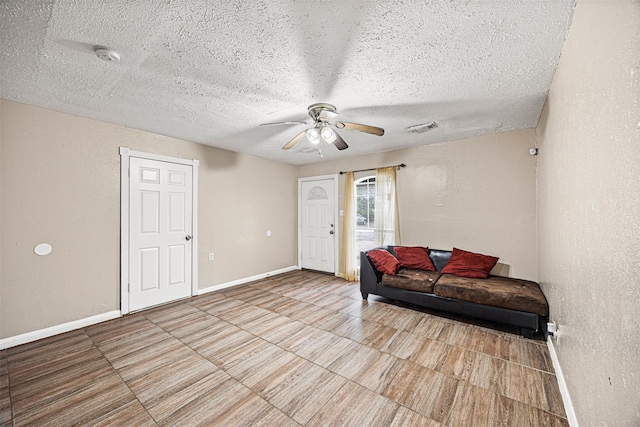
209 253 214 261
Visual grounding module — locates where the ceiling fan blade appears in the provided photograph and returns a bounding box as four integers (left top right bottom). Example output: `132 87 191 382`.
260 120 310 126
332 130 349 150
335 121 384 136
318 109 338 122
282 131 307 150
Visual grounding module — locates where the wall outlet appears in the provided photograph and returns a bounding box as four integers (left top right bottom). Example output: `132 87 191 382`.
209 253 214 261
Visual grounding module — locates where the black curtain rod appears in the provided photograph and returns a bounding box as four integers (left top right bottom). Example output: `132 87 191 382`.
339 163 406 175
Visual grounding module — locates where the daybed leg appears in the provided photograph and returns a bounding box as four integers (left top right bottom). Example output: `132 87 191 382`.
361 292 368 300
520 328 534 339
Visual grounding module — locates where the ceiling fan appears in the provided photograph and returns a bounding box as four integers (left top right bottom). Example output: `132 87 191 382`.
261 103 384 152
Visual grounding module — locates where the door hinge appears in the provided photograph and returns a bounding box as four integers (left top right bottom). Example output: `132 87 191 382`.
128 283 130 292
128 168 131 177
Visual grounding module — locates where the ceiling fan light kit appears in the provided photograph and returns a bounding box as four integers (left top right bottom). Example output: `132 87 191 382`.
306 127 320 144
264 103 385 153
320 125 337 143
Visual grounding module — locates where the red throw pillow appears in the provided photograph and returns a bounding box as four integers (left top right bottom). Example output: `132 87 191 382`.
441 247 499 279
367 249 400 275
394 246 435 271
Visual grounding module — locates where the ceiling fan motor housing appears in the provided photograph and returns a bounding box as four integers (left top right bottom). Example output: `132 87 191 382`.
308 103 337 122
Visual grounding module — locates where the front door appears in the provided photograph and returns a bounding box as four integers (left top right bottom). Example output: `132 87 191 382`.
129 157 193 311
300 178 336 273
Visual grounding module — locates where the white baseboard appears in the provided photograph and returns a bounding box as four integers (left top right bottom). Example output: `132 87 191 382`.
1 267 302 350
0 310 121 350
198 265 300 295
547 337 579 426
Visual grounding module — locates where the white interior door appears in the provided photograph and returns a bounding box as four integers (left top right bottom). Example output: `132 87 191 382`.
300 178 336 273
129 157 193 311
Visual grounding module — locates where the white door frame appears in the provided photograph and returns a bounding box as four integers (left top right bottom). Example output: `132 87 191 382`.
120 148 199 315
298 174 339 274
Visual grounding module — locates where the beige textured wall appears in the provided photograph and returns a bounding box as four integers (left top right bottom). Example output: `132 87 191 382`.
0 100 297 339
536 1 640 425
298 129 538 280
0 101 3 332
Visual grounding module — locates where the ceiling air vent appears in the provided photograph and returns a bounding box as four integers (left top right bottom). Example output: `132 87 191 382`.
406 121 438 133
299 147 318 154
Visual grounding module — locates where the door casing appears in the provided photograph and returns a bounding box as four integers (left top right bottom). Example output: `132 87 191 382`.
298 174 339 274
120 148 199 314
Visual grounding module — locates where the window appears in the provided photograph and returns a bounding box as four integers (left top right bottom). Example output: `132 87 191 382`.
355 176 376 266
340 168 400 281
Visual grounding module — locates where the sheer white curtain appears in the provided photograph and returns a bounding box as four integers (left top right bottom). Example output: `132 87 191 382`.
338 172 358 281
374 167 401 246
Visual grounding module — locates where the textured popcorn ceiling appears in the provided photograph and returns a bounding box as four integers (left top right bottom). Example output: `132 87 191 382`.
0 0 575 165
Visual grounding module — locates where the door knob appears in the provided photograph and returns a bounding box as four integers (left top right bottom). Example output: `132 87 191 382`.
329 230 334 235
185 235 192 241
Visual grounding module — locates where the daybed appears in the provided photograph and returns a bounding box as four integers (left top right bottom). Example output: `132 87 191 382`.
360 246 548 338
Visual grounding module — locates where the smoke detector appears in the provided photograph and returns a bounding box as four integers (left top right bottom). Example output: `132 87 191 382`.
94 46 120 62
407 121 438 133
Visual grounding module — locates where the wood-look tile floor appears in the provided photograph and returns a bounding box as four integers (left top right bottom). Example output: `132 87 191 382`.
1 270 568 426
